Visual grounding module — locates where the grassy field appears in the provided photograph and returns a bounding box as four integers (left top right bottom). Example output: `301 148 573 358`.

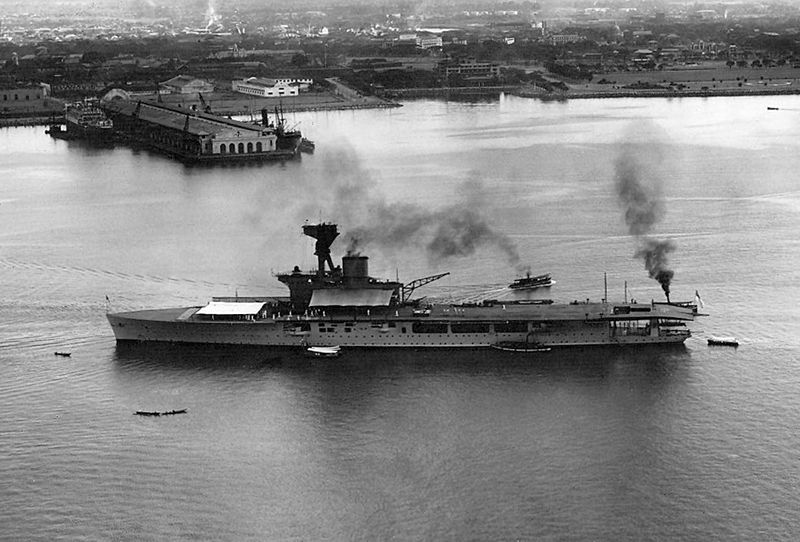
572 61 800 96
158 88 396 115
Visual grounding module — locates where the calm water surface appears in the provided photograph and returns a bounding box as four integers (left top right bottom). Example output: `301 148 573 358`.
1 95 799 540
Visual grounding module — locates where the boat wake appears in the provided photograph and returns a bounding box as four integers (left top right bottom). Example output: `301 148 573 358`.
0 257 254 291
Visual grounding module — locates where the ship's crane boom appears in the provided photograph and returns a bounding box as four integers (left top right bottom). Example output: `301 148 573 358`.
401 272 449 303
198 93 211 113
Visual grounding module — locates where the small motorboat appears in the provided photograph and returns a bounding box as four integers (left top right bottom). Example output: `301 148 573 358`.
299 138 315 153
54 352 71 357
306 345 341 358
707 336 739 347
491 341 551 353
135 409 187 417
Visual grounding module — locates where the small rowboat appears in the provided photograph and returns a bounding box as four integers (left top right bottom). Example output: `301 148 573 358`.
306 345 341 358
707 336 739 347
491 341 551 353
54 352 71 357
135 409 187 417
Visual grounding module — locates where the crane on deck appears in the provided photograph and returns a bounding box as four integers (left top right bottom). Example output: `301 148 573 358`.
400 272 450 304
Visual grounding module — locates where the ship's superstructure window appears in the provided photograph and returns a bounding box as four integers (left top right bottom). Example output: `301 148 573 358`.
495 321 528 333
412 322 448 334
451 322 490 333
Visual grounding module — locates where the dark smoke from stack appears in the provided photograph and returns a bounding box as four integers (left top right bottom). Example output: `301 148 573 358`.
339 181 519 267
614 124 676 300
313 151 523 269
635 237 676 300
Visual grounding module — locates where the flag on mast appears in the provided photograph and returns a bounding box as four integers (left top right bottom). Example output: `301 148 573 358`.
694 290 704 309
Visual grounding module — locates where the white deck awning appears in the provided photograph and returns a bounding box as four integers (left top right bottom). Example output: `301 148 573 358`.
195 301 266 316
309 288 393 307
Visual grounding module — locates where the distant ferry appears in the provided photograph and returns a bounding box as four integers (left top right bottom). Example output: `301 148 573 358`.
509 272 554 290
107 223 698 349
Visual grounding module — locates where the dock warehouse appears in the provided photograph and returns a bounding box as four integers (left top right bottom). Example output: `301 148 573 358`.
101 99 279 158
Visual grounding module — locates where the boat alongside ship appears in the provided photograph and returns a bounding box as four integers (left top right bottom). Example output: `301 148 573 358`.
107 223 700 350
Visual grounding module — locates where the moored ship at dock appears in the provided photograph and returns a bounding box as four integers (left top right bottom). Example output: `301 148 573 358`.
47 98 113 142
107 223 698 349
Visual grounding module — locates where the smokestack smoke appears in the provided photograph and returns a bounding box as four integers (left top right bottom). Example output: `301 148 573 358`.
344 196 521 268
312 151 522 269
614 124 676 300
635 238 675 300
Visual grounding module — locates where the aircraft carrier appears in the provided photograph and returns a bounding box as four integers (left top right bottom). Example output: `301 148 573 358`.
107 223 697 348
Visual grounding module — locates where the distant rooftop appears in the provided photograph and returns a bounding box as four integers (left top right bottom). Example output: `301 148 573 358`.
102 99 268 137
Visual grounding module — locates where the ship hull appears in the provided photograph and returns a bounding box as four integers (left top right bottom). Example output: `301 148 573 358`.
107 305 691 348
65 120 114 140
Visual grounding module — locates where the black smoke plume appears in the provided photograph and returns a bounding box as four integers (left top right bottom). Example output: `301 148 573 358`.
343 181 521 268
614 126 676 300
311 150 522 269
635 237 675 300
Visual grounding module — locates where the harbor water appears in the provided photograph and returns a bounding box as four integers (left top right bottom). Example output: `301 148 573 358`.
1 95 799 539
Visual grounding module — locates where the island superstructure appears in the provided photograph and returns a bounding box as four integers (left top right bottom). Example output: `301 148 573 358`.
107 223 697 348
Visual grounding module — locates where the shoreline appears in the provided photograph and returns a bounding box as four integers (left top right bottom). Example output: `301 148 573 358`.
3 85 797 128
519 86 800 100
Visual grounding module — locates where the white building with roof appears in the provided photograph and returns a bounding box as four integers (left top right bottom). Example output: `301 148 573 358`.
160 75 214 94
231 77 311 97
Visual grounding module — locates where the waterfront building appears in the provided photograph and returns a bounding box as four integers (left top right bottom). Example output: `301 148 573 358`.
416 34 443 49
1 82 48 102
159 76 215 95
231 77 309 97
101 99 300 162
548 34 582 45
438 58 501 79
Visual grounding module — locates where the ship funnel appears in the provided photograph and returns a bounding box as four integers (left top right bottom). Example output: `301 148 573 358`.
342 253 369 285
302 223 339 277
